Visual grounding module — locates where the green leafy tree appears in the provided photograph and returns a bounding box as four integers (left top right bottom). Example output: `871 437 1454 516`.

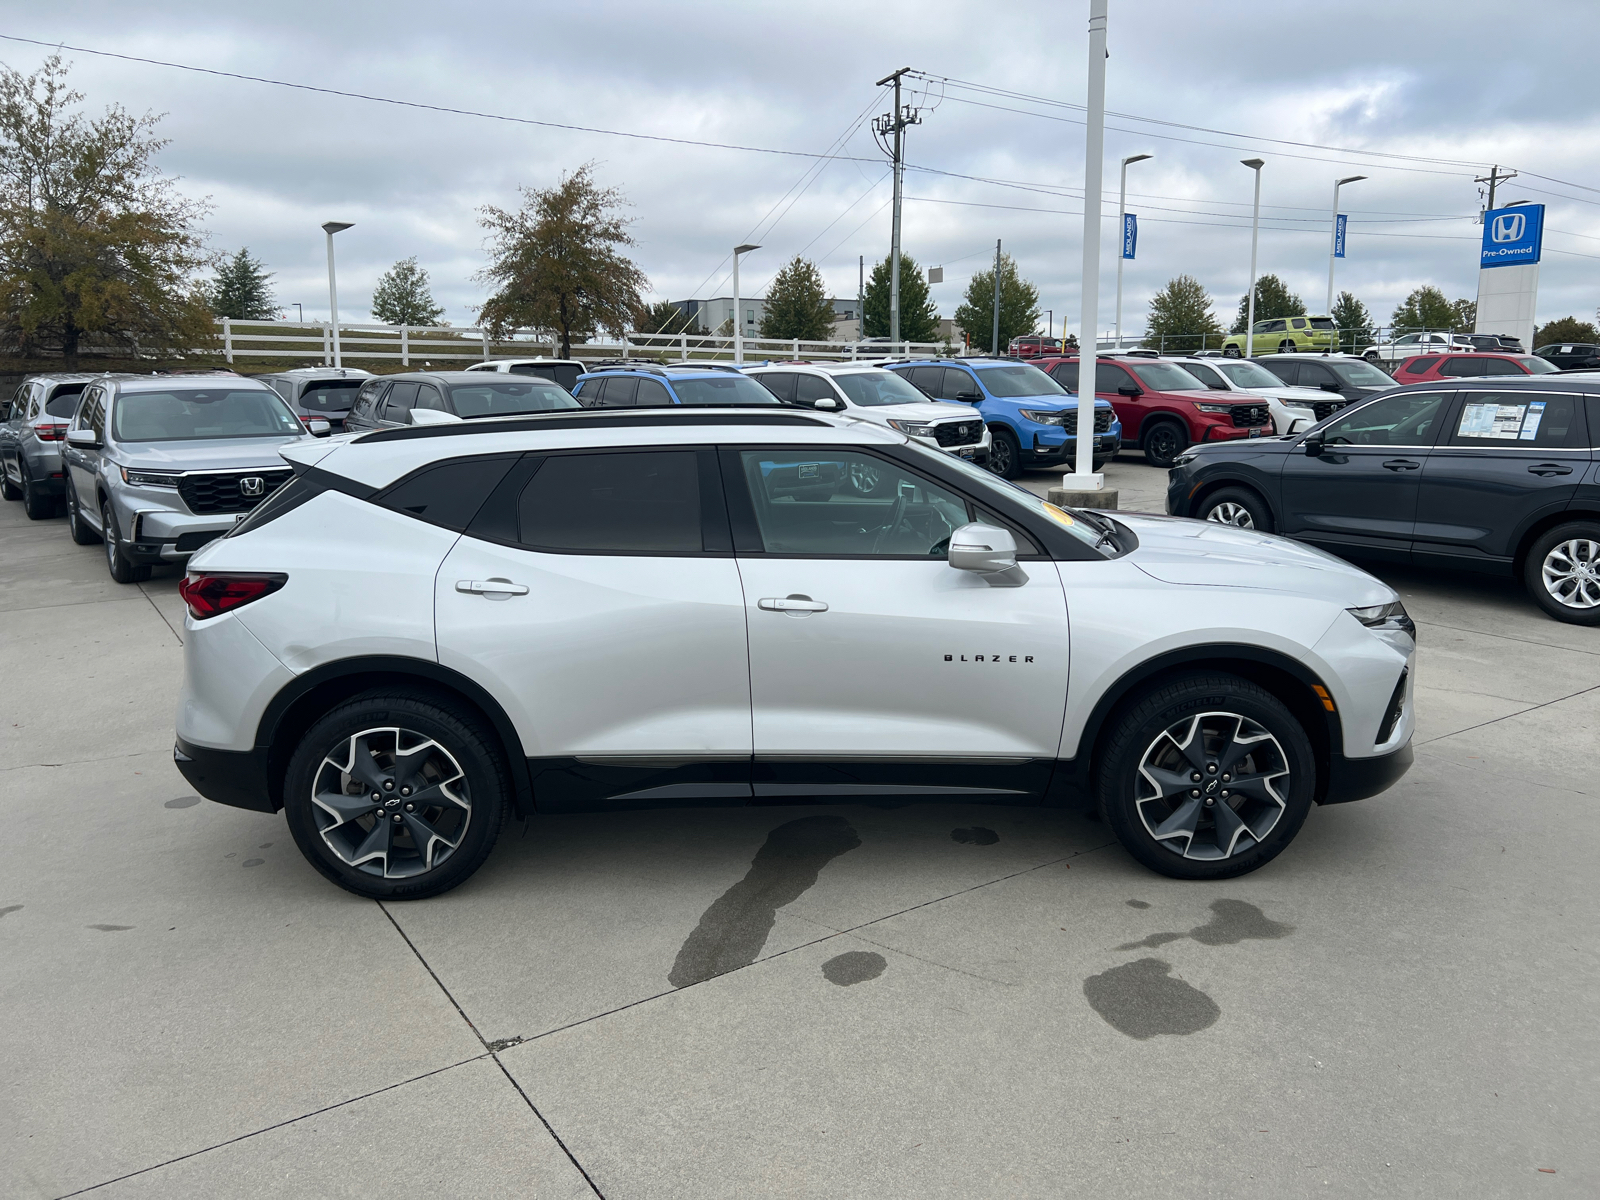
953 253 1040 354
476 162 647 358
209 248 278 320
635 299 699 337
1141 274 1222 353
862 253 939 342
0 54 214 360
1391 285 1461 332
1331 290 1373 352
1533 316 1600 347
370 256 444 326
1449 297 1476 331
1231 274 1304 333
759 255 835 341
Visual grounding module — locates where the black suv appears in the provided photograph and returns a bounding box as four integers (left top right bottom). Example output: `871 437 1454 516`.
343 371 580 431
1533 343 1600 371
1166 377 1600 624
1249 354 1395 410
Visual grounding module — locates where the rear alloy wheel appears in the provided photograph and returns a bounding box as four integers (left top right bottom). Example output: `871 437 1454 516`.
1198 486 1273 533
283 690 509 899
1524 521 1600 626
1222 346 1242 359
101 500 151 583
1098 673 1315 880
1278 339 1296 353
1363 350 1382 364
988 427 1022 479
1142 420 1188 468
66 481 101 544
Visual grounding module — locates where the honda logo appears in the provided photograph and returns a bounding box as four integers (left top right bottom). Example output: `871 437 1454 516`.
1490 212 1526 243
239 476 265 497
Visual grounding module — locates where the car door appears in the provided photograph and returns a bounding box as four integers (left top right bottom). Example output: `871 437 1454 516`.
1414 389 1592 569
434 447 753 810
727 445 1069 801
1094 361 1146 442
64 385 106 517
1277 390 1452 562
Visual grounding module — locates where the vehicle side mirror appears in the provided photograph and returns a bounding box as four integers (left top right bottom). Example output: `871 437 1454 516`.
1209 383 1230 390
1321 382 1343 392
66 428 100 449
1303 431 1325 457
812 397 841 411
948 522 1028 588
410 409 463 426
306 418 331 437
956 391 984 403
1117 385 1142 396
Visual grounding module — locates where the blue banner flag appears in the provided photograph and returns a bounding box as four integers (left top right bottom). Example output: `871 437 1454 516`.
1122 213 1137 260
1333 213 1348 259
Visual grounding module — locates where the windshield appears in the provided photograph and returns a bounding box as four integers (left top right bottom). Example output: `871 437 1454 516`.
1215 361 1290 389
912 442 1116 556
1129 362 1208 391
975 363 1066 397
298 379 364 411
447 381 581 417
669 375 781 405
833 370 929 407
112 388 303 442
1519 357 1560 374
1332 361 1395 387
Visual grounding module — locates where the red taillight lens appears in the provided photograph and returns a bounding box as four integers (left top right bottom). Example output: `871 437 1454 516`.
178 573 287 620
35 423 68 441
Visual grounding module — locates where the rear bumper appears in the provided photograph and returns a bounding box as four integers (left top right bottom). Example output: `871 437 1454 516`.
1320 739 1413 805
174 738 277 813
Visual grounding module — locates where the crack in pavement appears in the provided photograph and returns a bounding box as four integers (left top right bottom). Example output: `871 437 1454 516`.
1415 681 1600 747
137 581 184 645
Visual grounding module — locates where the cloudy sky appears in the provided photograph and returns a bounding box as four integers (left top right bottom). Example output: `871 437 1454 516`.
6 1 1598 339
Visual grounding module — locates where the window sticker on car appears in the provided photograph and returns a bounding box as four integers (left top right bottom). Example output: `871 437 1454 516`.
798 463 820 480
1519 401 1546 441
1459 399 1538 439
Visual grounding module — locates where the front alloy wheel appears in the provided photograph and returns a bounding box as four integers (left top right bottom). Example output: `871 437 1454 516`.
1134 712 1290 861
1206 501 1254 528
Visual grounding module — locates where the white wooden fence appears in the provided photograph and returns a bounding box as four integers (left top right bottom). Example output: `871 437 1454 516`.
213 319 945 367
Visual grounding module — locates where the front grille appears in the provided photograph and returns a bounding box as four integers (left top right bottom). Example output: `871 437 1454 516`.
1230 404 1271 428
177 469 292 515
1094 408 1113 434
933 420 984 447
1376 668 1409 745
1311 399 1350 421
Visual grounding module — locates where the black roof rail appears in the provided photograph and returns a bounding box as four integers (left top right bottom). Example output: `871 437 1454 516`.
357 407 830 444
662 361 743 372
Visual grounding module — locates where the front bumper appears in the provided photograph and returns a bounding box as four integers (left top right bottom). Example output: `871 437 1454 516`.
114 492 243 563
1321 739 1413 805
1027 422 1122 462
911 428 992 463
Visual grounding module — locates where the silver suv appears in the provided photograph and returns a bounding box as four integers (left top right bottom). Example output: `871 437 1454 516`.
62 373 320 583
1 373 136 520
255 367 372 432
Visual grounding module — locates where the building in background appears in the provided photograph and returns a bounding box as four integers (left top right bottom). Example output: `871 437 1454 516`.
669 297 857 337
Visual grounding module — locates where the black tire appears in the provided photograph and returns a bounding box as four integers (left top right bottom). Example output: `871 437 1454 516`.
1142 419 1188 468
988 426 1022 479
1197 486 1274 532
1363 350 1382 364
1097 673 1316 881
1222 346 1242 359
101 500 151 583
66 481 100 544
1092 456 1110 472
1522 521 1600 626
21 460 54 520
1277 339 1296 353
0 459 20 501
283 689 510 900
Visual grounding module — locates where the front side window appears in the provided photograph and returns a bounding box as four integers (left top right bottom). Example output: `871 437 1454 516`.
518 451 701 553
833 370 932 407
794 374 839 404
738 449 968 557
1129 362 1207 392
1450 392 1582 448
974 364 1066 398
666 375 780 406
112 388 303 442
448 380 582 417
1318 393 1447 447
414 384 447 412
753 373 797 402
382 381 419 421
1296 362 1336 387
1094 363 1136 392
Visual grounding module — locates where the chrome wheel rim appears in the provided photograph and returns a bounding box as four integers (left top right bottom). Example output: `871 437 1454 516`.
1206 501 1254 529
849 461 880 494
1135 711 1289 861
1541 539 1600 609
312 727 471 878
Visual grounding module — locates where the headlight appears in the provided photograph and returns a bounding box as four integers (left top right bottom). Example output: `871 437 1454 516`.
1193 403 1234 414
121 467 181 488
1348 601 1415 638
1171 451 1198 467
1018 409 1069 426
887 419 940 438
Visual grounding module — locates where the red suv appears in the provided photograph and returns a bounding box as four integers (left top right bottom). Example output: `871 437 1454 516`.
1034 355 1272 466
1008 336 1065 360
1390 352 1561 384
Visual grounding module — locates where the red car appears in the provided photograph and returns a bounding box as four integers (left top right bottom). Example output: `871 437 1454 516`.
1034 355 1273 467
1389 352 1561 384
1008 336 1065 360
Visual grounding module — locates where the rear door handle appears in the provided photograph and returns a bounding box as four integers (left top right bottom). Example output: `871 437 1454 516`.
456 578 529 598
1381 459 1421 471
758 595 829 613
1528 464 1573 477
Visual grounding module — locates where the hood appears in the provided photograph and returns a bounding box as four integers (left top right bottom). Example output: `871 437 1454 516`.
116 435 312 470
862 400 983 423
1115 512 1395 607
1244 385 1329 406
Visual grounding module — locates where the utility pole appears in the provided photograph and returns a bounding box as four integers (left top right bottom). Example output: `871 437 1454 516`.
1063 0 1109 495
875 67 921 346
991 239 1003 355
1241 160 1264 356
858 254 864 341
1475 164 1517 215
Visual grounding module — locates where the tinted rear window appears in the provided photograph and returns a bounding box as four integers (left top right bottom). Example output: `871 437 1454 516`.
298 380 364 411
380 456 517 530
517 451 701 552
45 383 86 417
508 363 581 391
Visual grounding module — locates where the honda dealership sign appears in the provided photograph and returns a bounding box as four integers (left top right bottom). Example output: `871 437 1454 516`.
1480 203 1544 267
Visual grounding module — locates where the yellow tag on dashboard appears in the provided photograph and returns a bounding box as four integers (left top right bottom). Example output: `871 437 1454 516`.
1042 503 1076 527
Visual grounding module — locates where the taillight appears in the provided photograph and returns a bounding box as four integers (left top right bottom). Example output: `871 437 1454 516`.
35 423 68 441
178 573 287 620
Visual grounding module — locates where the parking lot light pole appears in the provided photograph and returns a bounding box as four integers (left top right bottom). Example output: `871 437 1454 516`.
732 243 759 364
1326 174 1366 323
1115 153 1152 350
322 222 353 368
1240 161 1263 357
1063 0 1109 494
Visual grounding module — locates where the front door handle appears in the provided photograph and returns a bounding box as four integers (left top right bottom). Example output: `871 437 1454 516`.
758 595 829 613
456 578 529 599
1528 464 1573 477
1381 459 1421 471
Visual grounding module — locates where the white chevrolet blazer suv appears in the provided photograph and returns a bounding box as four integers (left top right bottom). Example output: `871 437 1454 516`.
173 407 1416 898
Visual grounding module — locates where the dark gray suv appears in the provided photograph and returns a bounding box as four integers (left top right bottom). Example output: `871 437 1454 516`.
342 371 579 432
